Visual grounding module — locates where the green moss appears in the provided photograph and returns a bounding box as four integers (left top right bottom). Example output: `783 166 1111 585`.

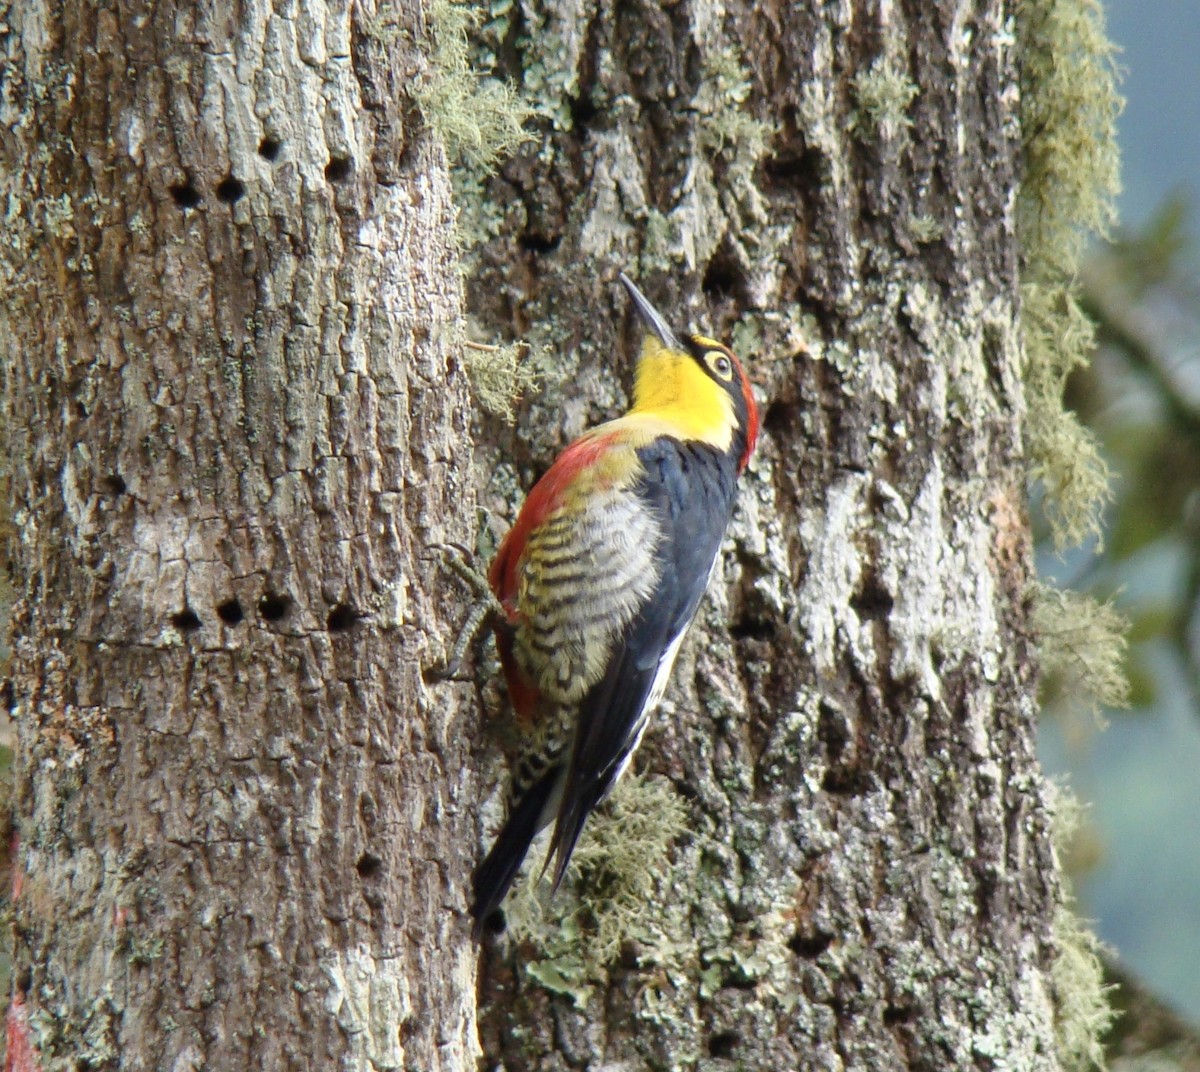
1017 0 1122 548
410 0 533 170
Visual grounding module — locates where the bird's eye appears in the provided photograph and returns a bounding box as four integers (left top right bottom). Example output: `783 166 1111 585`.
705 351 734 381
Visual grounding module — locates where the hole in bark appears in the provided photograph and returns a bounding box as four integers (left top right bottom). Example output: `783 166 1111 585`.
788 930 832 958
327 604 357 631
708 1032 739 1058
482 908 506 935
170 609 202 632
729 614 774 641
216 176 245 203
763 148 823 194
399 1017 417 1043
762 400 798 438
102 473 127 496
1 680 15 711
216 599 244 626
884 1004 914 1026
258 593 291 621
817 702 850 758
569 93 598 128
325 156 352 182
258 136 282 161
355 853 382 879
169 182 201 209
17 968 32 993
850 577 893 620
702 251 741 299
519 232 562 254
821 767 870 796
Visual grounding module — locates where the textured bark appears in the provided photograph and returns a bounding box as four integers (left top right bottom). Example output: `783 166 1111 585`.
463 1 1061 1069
0 1 481 1068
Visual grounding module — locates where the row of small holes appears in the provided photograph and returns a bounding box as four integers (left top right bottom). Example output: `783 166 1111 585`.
169 143 352 210
171 596 355 632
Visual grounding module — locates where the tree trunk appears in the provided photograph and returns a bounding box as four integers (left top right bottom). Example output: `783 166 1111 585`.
463 1 1065 1069
1 1 481 1068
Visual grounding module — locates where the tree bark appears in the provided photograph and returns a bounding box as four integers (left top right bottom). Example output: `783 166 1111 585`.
1 1 481 1068
463 1 1062 1069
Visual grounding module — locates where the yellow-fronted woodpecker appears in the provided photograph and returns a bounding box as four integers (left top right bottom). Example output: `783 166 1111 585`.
471 273 759 934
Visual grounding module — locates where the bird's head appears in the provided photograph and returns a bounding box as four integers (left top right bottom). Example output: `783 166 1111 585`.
620 273 759 472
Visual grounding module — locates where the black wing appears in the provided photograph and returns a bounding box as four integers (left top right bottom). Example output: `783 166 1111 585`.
547 438 739 883
469 765 560 936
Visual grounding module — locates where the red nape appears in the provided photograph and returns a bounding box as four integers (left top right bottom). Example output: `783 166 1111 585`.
732 354 759 472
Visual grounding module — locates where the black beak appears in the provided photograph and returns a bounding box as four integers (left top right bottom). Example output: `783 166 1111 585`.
619 273 682 351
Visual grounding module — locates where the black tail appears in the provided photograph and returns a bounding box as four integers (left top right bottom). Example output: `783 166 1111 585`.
470 768 559 938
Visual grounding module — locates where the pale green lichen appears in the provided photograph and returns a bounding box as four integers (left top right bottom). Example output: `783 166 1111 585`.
411 0 533 170
909 213 944 244
1047 784 1116 1071
29 989 121 1070
641 209 682 270
1017 0 1122 548
460 338 541 422
504 774 691 1004
731 305 820 367
1031 583 1130 720
852 58 919 137
697 49 772 162
697 47 774 230
1019 7 1126 1050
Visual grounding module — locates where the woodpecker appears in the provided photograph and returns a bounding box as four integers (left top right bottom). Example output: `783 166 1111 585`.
470 273 759 934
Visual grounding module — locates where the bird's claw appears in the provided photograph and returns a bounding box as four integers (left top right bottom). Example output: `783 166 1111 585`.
426 542 504 681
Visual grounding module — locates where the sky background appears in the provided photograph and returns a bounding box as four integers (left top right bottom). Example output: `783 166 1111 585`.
1038 0 1200 1023
1105 0 1200 229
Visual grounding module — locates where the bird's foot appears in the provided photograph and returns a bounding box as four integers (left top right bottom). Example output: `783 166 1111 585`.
426 543 505 680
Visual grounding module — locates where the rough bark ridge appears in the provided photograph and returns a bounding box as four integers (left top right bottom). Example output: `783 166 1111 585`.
0 0 480 1067
464 0 1061 1068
